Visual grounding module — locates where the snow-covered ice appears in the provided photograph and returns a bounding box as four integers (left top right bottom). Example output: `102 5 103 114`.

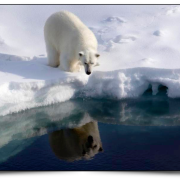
1 55 180 116
1 5 180 116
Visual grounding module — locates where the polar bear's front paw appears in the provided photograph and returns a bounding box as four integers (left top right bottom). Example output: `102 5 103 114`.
77 64 83 72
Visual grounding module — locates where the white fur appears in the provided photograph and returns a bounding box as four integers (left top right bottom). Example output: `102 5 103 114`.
44 11 100 74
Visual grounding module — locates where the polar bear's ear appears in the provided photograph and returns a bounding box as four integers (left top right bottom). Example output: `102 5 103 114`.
79 51 84 57
95 62 100 66
95 53 100 58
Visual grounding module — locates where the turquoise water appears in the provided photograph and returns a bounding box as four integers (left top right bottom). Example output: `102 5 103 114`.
1 88 180 170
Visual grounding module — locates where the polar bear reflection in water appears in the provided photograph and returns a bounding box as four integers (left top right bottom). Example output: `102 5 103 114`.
49 121 103 162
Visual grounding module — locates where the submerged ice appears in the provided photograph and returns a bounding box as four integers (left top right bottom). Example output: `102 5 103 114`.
1 96 180 163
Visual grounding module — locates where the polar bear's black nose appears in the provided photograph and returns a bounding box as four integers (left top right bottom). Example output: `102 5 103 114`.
88 135 93 143
86 71 91 75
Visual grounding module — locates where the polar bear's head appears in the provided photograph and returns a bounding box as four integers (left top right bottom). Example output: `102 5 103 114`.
78 50 100 75
49 121 103 162
81 134 103 160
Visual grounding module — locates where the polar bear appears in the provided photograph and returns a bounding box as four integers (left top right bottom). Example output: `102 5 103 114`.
44 11 100 75
49 121 103 162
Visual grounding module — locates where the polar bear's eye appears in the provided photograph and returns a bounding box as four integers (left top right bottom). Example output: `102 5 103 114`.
84 62 88 65
95 54 100 58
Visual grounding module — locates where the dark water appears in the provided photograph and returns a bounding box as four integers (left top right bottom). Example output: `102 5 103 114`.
1 87 180 171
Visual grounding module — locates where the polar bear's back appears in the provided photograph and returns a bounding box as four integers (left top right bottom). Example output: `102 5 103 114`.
45 11 85 32
44 11 97 52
